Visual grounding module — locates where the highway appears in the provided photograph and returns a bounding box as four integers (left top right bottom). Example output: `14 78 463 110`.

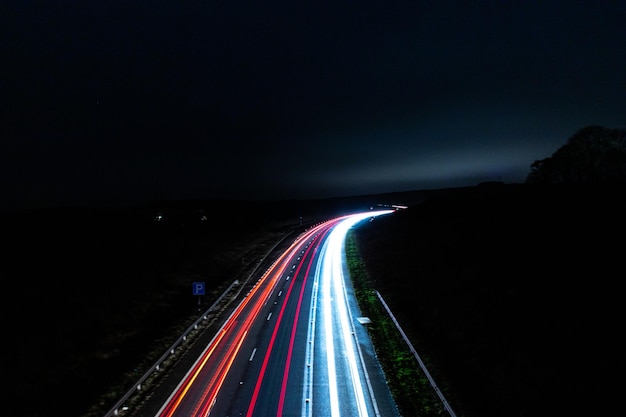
154 210 399 417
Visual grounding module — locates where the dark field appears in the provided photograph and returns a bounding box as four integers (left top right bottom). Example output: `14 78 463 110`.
2 199 306 417
354 183 625 416
3 184 624 417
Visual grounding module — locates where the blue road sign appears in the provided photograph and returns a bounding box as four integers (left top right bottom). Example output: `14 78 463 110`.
192 282 205 296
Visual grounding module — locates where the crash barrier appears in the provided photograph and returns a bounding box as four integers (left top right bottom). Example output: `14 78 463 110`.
376 290 457 417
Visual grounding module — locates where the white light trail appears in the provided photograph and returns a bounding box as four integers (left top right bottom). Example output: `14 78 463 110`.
302 262 321 417
321 236 340 416
319 210 393 417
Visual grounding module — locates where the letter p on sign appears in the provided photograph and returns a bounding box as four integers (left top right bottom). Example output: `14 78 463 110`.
192 282 205 296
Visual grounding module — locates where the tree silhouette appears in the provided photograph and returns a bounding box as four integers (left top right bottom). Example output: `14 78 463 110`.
526 125 626 186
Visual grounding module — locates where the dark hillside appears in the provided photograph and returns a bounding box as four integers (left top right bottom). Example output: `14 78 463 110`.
1 201 301 417
353 183 625 416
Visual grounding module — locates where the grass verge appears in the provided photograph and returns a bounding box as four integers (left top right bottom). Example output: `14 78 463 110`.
345 230 453 417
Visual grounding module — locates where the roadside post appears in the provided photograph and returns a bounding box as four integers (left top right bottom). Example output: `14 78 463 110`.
192 281 205 310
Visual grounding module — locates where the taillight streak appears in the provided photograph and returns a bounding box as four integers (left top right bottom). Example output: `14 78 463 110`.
276 229 329 416
157 220 334 417
246 220 341 417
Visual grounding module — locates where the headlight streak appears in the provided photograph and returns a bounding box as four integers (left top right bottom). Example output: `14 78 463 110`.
321 235 341 416
332 224 369 417
321 211 393 417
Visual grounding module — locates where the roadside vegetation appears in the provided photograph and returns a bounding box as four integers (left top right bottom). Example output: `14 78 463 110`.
345 232 453 417
5 124 624 417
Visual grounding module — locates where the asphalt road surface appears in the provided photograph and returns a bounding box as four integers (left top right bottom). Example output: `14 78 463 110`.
142 210 400 417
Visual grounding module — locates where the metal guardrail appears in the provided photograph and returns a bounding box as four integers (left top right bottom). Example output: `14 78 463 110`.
376 290 457 417
102 278 241 417
101 229 297 417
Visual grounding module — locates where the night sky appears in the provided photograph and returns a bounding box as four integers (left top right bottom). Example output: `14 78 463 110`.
2 1 625 210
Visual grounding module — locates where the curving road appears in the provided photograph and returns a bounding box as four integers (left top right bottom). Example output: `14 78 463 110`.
154 210 399 417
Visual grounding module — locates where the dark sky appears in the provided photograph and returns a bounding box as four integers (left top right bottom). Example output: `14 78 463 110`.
2 0 625 210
